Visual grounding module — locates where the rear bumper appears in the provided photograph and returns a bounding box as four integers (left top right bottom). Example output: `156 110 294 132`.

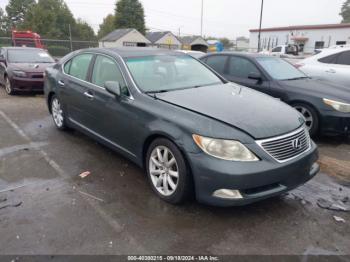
187 142 319 207
11 77 44 92
320 110 350 136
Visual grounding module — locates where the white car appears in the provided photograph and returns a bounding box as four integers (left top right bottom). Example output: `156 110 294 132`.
296 48 350 86
177 50 206 59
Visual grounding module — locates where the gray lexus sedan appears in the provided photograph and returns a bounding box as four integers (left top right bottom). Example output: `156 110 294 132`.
44 48 319 207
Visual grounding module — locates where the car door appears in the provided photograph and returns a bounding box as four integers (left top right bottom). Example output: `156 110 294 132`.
84 54 136 154
330 50 350 86
59 53 95 128
316 51 350 86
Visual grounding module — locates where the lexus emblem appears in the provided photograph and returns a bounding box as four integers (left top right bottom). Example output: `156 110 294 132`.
291 138 302 150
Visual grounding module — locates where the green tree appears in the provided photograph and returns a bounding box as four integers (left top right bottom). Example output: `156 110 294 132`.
6 0 35 29
23 0 76 39
73 18 96 41
340 0 350 23
0 8 9 36
114 0 146 34
98 14 115 39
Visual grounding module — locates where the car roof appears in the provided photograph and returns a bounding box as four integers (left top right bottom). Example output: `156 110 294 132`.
84 47 190 58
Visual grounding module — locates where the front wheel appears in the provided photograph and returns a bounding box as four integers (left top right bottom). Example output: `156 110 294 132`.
146 138 192 204
4 77 14 95
293 103 319 137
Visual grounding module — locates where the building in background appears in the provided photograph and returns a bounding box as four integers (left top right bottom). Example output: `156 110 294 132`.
249 23 350 54
179 36 208 52
235 36 250 51
146 31 181 50
99 28 151 48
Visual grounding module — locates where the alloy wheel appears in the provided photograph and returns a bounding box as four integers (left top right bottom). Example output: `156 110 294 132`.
149 146 179 196
5 78 12 95
294 105 313 131
51 98 64 128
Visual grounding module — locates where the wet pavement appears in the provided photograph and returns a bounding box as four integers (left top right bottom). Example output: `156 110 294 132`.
0 88 349 255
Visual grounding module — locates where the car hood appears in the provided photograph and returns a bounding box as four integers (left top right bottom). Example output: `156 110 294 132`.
277 78 350 103
8 63 55 73
156 83 304 139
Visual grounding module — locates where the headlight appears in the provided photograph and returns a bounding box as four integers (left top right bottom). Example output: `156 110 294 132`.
13 70 27 78
193 134 259 161
323 98 350 113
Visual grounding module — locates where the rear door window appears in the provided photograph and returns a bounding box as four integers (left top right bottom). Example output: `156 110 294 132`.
65 53 94 81
205 55 228 74
318 53 339 64
335 51 350 66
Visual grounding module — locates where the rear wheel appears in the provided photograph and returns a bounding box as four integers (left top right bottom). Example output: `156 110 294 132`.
293 103 319 137
4 77 14 95
51 95 67 130
146 138 192 204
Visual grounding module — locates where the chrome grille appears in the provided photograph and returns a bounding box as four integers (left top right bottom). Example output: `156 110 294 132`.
257 126 311 163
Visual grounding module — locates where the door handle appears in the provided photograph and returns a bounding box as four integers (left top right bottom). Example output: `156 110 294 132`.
83 91 94 99
325 69 336 74
58 80 65 86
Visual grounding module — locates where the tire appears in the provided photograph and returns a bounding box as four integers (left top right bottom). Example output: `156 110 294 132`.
4 76 15 95
146 138 192 204
50 95 68 130
292 103 319 137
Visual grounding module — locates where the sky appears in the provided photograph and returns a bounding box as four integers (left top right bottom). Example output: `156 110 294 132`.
0 0 346 39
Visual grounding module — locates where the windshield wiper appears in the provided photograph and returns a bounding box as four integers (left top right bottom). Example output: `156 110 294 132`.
283 76 309 81
145 90 170 94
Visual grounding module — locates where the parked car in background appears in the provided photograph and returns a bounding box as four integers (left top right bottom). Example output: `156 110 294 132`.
0 47 55 95
44 48 319 206
177 50 206 59
296 47 350 87
201 52 350 137
262 44 299 57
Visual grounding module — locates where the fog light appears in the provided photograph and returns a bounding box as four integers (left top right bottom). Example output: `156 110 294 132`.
213 189 243 199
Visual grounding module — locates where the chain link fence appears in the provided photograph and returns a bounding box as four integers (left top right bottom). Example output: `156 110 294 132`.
0 37 98 57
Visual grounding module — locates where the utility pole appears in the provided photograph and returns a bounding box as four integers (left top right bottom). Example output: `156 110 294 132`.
68 24 73 52
200 0 204 37
257 0 264 52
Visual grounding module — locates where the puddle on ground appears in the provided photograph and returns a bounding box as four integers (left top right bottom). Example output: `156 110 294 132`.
284 173 350 212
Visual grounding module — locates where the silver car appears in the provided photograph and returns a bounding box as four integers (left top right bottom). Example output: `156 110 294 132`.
296 47 350 86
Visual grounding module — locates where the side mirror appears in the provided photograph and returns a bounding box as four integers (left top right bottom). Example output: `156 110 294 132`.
104 81 121 97
248 72 262 81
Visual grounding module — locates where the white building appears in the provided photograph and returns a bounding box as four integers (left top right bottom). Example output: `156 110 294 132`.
235 36 250 51
249 23 350 54
99 28 151 48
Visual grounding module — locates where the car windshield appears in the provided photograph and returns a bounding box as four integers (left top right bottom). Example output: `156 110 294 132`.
8 49 55 63
256 57 307 80
125 55 222 93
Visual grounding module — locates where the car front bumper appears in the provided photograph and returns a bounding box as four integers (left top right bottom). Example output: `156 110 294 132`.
320 110 350 136
187 142 319 207
11 77 44 92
